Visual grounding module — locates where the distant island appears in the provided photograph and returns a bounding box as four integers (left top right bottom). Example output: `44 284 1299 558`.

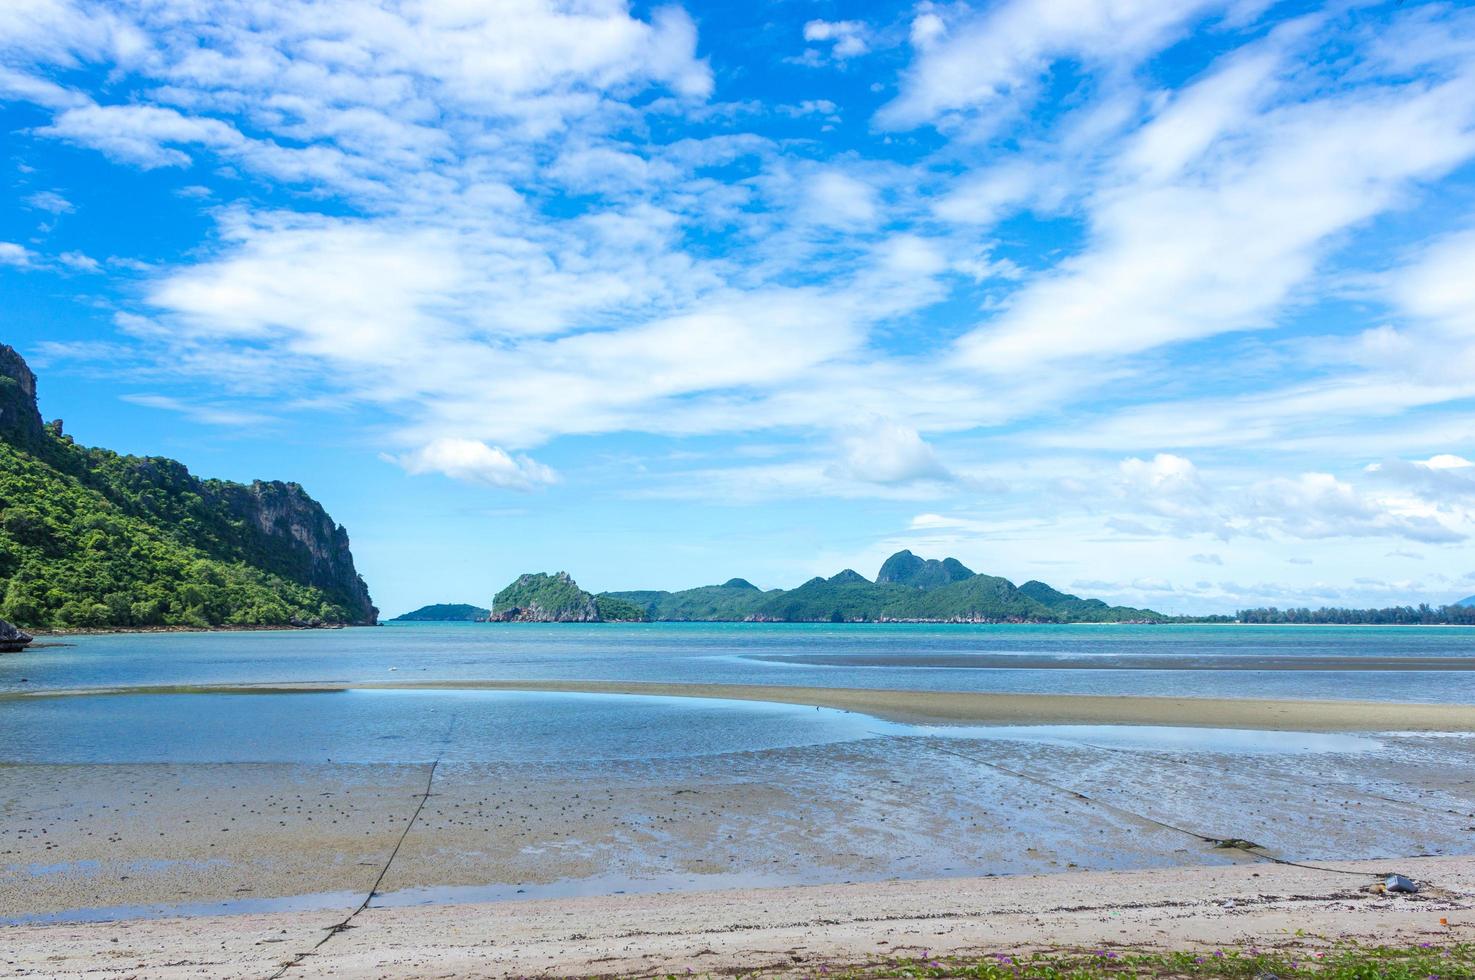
0 346 376 631
474 554 1475 625
390 603 491 622
485 551 1167 624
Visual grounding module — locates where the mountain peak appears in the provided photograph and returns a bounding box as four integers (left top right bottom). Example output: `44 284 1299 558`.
721 577 759 590
876 551 975 589
828 569 869 584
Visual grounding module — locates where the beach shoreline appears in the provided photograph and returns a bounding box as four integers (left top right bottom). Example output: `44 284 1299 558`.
4 856 1470 978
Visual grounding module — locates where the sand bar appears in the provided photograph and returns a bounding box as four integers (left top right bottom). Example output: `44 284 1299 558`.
31 679 1475 731
3 856 1471 978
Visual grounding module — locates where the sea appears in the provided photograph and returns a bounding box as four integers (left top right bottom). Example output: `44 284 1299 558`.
1 621 1472 765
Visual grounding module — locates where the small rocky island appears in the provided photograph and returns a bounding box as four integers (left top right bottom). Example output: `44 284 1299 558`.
0 619 34 653
490 572 647 622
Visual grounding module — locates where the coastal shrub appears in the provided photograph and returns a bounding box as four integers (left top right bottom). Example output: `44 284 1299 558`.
749 942 1475 980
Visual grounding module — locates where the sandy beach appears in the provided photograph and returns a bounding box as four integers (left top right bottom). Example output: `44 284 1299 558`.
50 679 1475 731
3 856 1471 978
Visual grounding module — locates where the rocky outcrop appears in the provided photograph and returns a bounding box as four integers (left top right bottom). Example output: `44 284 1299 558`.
491 572 601 622
209 480 377 624
0 619 32 652
0 345 47 450
876 550 975 589
490 572 646 622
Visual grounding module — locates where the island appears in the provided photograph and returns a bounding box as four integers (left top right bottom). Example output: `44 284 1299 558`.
390 603 491 622
482 551 1165 624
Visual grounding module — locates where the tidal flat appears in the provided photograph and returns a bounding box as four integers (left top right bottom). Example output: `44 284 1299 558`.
3 688 1474 921
2 624 1474 927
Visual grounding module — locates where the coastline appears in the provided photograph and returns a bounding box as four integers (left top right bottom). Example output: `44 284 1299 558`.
5 856 1470 978
34 678 1475 731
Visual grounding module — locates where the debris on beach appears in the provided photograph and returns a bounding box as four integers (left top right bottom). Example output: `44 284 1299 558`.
1364 874 1421 895
1211 838 1262 850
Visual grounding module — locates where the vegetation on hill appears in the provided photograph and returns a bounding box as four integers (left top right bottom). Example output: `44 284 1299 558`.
390 603 489 621
491 571 646 622
876 550 975 588
0 345 376 630
595 552 1167 624
605 578 773 621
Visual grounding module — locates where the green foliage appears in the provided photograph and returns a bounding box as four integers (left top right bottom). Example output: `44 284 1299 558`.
597 561 1164 624
606 582 775 621
876 550 976 588
1019 580 1164 623
1237 604 1475 625
0 439 358 630
390 603 491 621
494 571 598 619
593 594 648 622
793 942 1475 980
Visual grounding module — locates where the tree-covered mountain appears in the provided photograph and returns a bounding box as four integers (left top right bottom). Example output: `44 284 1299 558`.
0 345 376 629
573 552 1164 624
390 603 490 621
604 578 773 621
491 571 646 622
875 550 976 589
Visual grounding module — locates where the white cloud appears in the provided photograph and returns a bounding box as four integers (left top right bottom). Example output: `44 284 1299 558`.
392 438 559 491
0 242 35 267
1108 454 1467 544
804 171 879 227
834 420 951 485
958 42 1475 372
57 250 100 272
24 190 73 213
121 393 275 426
878 0 1238 129
802 20 869 60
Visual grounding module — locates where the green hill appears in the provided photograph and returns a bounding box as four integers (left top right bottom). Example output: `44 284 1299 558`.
390 603 489 621
605 578 774 621
491 552 1166 625
492 571 646 622
0 345 376 630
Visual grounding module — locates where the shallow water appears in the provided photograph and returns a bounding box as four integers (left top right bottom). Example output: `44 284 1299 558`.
3 623 1473 924
4 621 1475 703
0 689 1383 765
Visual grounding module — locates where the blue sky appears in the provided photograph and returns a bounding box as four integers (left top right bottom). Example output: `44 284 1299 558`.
4 0 1475 616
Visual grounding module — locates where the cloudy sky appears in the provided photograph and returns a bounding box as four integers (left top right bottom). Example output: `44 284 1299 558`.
4 0 1475 616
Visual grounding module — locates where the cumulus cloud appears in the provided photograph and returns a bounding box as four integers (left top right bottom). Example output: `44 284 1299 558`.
833 420 951 485
392 438 559 491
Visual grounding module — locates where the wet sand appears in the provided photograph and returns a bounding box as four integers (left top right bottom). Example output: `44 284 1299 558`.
4 723 1474 921
118 679 1475 731
4 856 1472 978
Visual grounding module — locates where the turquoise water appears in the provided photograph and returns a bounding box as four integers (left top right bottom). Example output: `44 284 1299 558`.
0 689 1382 764
0 622 1469 764
3 621 1472 700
